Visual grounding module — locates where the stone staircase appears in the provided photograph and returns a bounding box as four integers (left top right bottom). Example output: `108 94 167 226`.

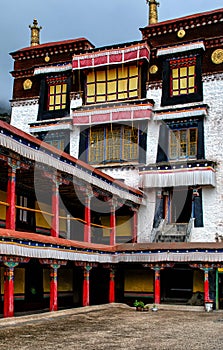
155 223 187 242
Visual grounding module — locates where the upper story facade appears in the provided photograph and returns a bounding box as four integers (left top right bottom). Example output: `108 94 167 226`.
9 7 223 243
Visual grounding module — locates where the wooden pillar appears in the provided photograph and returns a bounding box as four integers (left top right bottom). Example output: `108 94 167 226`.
110 200 117 246
50 264 60 311
203 268 210 302
83 265 92 306
131 208 138 243
3 262 19 318
109 268 115 303
6 161 18 230
51 177 61 237
84 189 93 243
154 267 161 304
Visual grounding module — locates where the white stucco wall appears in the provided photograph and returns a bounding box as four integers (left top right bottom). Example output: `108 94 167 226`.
69 126 80 159
137 189 156 242
10 99 39 133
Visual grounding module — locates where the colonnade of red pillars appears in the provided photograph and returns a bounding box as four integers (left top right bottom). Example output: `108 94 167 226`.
5 163 138 244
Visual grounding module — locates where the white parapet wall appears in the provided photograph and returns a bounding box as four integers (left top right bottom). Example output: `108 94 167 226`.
10 99 39 133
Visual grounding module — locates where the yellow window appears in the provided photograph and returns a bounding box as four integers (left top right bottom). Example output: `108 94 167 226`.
118 79 127 92
87 84 95 96
107 69 116 80
97 70 106 82
129 77 138 90
107 81 116 93
87 71 95 83
172 68 178 78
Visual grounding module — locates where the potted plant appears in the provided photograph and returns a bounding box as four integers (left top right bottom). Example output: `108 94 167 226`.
151 303 158 312
133 300 145 311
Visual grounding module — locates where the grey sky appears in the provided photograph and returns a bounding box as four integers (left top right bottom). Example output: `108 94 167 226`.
0 0 222 112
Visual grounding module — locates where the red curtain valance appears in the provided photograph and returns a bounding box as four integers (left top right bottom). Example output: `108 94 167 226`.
72 43 150 70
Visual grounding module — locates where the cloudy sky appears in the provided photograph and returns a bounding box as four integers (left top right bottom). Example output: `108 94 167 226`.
0 0 222 112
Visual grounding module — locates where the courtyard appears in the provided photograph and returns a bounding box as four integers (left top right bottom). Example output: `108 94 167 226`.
0 304 222 350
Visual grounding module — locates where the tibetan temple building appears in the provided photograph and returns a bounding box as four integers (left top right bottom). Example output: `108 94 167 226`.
0 2 223 317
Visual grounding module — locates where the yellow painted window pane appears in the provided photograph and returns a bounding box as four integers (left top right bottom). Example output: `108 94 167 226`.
107 81 116 93
97 70 106 81
118 66 128 78
129 91 137 98
50 85 55 94
97 83 106 94
188 77 195 87
180 89 187 94
87 84 95 96
55 105 60 110
55 95 61 104
180 78 187 89
172 80 179 90
172 91 179 96
96 95 106 102
129 65 138 76
48 106 54 111
107 69 116 81
188 88 195 93
87 72 95 83
62 95 66 104
118 80 127 92
172 68 178 78
87 97 95 103
107 94 116 101
188 65 195 75
62 84 67 93
49 96 54 105
118 92 128 99
180 67 187 77
56 85 62 94
129 77 138 90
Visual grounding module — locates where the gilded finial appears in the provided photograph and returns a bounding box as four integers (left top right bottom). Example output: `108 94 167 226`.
29 18 42 46
146 0 159 25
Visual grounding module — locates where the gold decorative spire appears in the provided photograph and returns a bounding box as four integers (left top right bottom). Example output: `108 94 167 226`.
29 19 42 46
146 0 159 25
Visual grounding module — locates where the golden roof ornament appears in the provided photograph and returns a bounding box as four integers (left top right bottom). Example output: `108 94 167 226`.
146 0 159 25
29 18 42 46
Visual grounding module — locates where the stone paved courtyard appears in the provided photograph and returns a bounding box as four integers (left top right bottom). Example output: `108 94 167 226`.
0 304 223 350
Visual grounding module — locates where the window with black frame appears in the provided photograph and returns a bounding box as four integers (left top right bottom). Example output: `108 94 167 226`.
88 125 139 164
161 54 203 106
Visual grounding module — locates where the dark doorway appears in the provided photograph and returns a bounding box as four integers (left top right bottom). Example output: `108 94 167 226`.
171 188 192 223
161 264 193 303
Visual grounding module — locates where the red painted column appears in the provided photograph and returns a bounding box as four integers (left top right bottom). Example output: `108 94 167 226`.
109 268 115 303
154 268 161 304
3 262 18 318
110 202 116 246
83 265 92 306
84 195 92 243
50 264 60 311
6 165 17 230
51 179 60 237
203 268 210 302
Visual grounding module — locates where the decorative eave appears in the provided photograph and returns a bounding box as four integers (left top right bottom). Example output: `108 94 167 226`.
72 42 150 70
139 160 216 188
153 104 209 121
33 63 72 75
156 41 205 57
72 102 153 126
10 38 94 60
140 8 223 39
1 229 223 263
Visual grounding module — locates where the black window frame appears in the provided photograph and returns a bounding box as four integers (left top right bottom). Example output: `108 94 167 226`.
38 74 71 121
161 53 203 107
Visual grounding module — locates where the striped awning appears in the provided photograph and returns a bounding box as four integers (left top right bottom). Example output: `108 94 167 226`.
72 42 150 70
